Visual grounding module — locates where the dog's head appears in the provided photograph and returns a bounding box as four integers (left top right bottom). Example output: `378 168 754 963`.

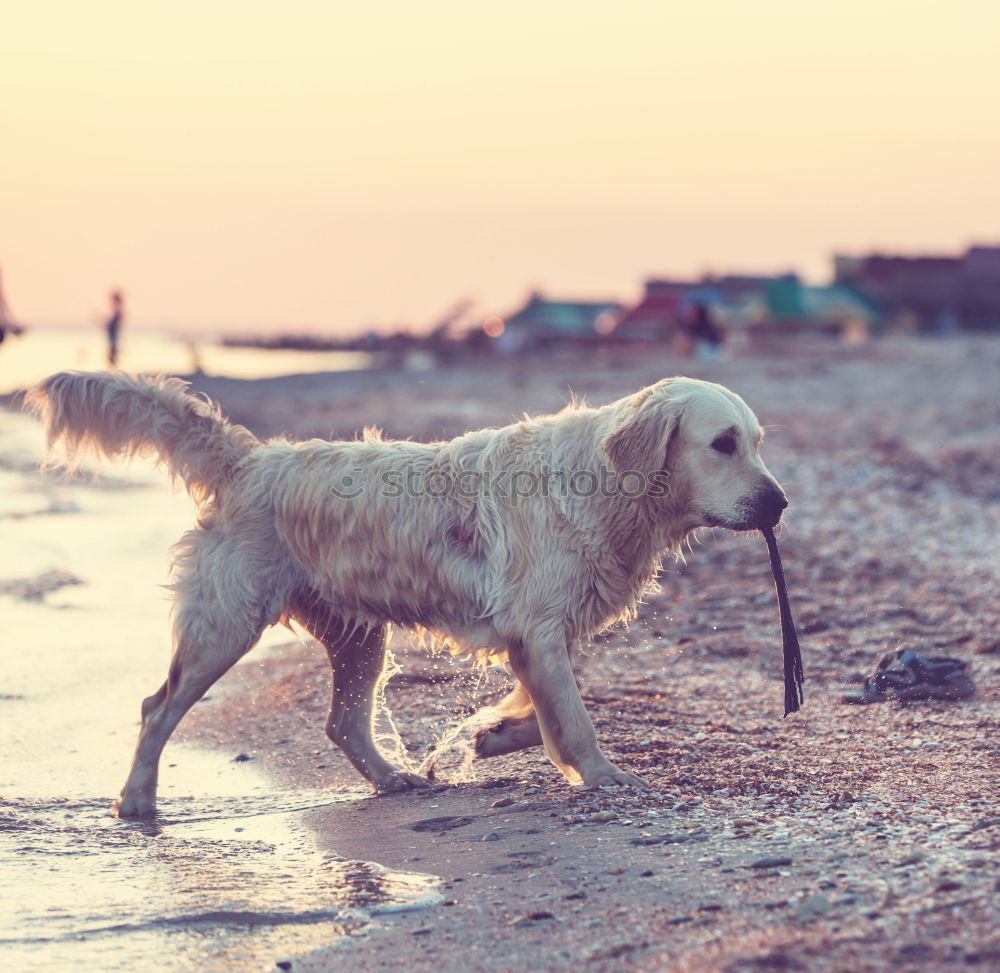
604 377 787 532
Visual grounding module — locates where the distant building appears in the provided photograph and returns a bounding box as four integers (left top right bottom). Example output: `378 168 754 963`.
612 280 683 342
487 291 623 350
734 275 880 335
612 272 877 343
960 246 1000 330
833 245 1000 331
614 275 779 343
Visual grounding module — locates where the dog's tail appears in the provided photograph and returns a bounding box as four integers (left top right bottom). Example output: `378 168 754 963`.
25 371 260 504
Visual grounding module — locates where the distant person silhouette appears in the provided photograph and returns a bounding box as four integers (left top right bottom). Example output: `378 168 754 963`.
0 265 25 348
105 289 124 366
687 302 723 359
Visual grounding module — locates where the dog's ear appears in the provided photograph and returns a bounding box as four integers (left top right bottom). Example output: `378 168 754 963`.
604 385 683 477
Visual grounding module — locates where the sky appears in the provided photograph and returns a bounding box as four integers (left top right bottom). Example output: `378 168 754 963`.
1 0 998 335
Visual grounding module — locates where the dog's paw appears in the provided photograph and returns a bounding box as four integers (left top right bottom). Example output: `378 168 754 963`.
474 720 511 759
113 795 157 819
580 765 648 790
474 717 543 759
374 771 432 795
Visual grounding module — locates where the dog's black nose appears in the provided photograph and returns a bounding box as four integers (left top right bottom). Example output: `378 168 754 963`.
755 486 788 527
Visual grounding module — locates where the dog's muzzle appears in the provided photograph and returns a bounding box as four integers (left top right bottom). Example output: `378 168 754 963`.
750 485 788 529
707 485 788 531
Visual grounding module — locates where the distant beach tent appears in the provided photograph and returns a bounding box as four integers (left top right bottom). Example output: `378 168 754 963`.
765 275 808 317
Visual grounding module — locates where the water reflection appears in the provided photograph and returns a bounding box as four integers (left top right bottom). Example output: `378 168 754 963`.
0 788 441 972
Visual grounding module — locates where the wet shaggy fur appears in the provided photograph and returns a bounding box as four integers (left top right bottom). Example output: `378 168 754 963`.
27 370 786 817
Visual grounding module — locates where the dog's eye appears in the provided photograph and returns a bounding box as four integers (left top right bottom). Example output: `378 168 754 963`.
711 435 736 455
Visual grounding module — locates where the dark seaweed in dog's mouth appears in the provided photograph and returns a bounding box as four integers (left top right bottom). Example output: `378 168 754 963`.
762 526 805 716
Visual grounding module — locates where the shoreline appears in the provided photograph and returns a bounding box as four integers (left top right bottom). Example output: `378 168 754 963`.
7 335 1000 971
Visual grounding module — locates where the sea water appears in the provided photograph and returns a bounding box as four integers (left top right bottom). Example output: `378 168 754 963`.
0 410 439 973
0 326 371 395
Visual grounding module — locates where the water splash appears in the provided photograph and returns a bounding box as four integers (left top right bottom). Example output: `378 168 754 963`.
417 664 519 783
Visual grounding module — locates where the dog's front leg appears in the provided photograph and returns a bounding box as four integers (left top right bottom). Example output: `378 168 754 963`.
508 635 646 789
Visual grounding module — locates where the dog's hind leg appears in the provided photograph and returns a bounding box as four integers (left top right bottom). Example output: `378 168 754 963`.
115 619 266 818
292 595 429 794
115 528 277 818
473 682 543 758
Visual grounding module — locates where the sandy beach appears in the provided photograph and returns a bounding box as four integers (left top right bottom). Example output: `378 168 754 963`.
4 335 999 972
174 336 999 971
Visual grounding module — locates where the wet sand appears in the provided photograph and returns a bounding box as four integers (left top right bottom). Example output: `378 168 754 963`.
168 336 1000 971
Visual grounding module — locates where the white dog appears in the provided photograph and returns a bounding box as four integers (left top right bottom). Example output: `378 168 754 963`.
27 371 786 817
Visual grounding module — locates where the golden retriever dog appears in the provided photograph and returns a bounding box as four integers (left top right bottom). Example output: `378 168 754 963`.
27 371 787 817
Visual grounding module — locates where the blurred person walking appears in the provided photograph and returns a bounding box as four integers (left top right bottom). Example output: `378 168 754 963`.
105 289 124 366
687 302 724 359
0 265 26 348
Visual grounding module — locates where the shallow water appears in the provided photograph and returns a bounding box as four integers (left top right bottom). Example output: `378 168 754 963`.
0 788 440 973
0 327 370 395
0 410 440 972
